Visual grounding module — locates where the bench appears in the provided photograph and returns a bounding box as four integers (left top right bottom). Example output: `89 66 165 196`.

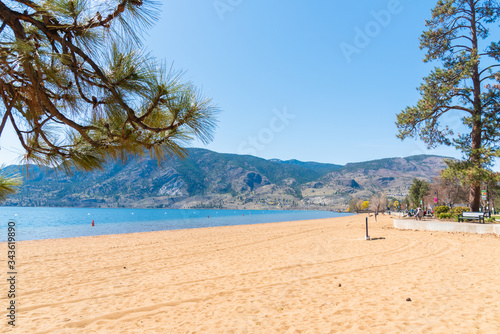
458 212 485 224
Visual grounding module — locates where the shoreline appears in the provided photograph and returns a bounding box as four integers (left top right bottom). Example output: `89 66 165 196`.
1 215 352 244
0 207 352 242
2 214 500 333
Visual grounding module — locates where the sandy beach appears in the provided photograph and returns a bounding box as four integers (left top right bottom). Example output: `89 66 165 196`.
2 214 500 333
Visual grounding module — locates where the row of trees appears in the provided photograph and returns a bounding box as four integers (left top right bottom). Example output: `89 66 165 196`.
348 192 388 214
404 174 500 212
348 170 500 214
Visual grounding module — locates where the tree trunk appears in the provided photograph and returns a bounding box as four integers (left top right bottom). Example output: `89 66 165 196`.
469 117 482 212
469 1 482 212
469 184 481 212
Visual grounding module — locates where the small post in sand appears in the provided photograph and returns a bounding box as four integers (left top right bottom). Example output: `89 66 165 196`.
365 217 370 240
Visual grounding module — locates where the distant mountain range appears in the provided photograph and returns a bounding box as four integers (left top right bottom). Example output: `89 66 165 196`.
2 148 450 210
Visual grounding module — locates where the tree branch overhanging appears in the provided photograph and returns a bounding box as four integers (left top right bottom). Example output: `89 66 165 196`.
0 0 218 173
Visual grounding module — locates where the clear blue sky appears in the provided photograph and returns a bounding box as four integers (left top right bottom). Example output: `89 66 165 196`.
1 0 498 169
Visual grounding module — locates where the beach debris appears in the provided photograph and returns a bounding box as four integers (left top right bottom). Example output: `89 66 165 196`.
124 267 127 269
338 283 342 287
406 298 412 302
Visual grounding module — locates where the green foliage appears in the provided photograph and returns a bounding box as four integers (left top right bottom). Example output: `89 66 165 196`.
485 218 496 223
409 178 430 207
442 161 500 196
395 0 500 211
433 205 450 217
452 206 469 216
0 170 22 202
439 213 452 219
0 0 218 175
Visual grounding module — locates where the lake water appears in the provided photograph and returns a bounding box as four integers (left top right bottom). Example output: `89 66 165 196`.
0 207 352 241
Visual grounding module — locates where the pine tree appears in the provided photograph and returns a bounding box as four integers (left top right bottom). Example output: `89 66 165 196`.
0 0 218 176
408 178 430 208
396 0 500 211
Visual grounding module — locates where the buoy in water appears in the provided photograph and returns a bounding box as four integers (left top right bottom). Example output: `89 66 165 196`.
91 220 95 227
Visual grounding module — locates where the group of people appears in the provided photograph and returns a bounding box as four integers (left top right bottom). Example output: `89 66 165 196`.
404 207 428 220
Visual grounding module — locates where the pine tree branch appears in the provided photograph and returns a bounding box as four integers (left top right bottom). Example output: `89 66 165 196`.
479 64 500 77
0 0 217 172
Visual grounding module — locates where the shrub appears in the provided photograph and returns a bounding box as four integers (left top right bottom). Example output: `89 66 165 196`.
433 205 450 217
485 218 496 223
439 213 452 219
453 206 469 216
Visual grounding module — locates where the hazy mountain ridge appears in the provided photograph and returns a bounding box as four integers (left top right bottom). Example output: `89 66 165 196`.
2 149 450 210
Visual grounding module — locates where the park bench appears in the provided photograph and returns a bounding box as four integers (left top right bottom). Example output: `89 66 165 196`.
458 212 485 224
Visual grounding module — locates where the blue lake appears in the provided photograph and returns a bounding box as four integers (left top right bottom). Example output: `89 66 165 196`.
0 207 352 241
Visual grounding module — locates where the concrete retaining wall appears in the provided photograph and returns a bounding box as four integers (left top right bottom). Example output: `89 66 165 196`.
393 219 500 235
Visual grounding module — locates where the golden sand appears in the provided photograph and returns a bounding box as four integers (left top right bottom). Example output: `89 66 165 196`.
2 214 500 333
